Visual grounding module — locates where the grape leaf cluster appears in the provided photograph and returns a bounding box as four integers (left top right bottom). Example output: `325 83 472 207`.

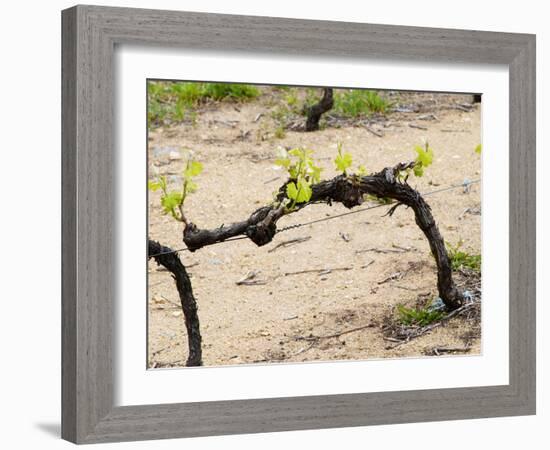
275 147 322 210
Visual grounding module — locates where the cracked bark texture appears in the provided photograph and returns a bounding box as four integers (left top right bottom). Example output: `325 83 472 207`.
148 240 202 366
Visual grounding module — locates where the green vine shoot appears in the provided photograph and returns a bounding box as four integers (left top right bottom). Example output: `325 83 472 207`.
148 151 203 224
274 147 322 211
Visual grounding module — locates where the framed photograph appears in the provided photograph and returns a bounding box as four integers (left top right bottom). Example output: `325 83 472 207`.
62 5 536 444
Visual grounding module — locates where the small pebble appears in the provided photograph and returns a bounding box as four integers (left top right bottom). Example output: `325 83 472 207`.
169 151 182 160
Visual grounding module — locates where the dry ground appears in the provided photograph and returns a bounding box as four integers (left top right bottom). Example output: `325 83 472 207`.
147 89 482 368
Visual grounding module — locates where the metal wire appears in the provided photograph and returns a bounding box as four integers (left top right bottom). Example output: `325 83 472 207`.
148 178 480 258
277 178 480 232
148 235 249 257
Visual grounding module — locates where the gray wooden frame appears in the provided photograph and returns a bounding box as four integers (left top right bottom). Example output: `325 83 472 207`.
62 4 536 444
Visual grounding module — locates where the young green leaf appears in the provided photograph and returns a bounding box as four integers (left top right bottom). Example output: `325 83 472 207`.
275 147 319 210
475 144 482 154
308 162 323 183
286 181 299 201
413 143 434 177
334 144 353 174
274 147 290 167
185 180 198 194
148 175 167 192
288 148 310 158
413 165 424 177
161 191 183 216
356 165 368 176
296 177 313 203
274 157 291 168
286 177 313 209
148 180 162 191
414 144 434 167
185 160 203 177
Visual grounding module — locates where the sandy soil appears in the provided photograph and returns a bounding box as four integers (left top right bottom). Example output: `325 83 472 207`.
147 89 482 368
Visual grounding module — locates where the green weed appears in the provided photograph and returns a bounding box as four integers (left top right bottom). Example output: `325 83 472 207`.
274 125 286 139
284 91 300 110
397 305 445 327
148 81 260 128
271 105 292 126
334 89 391 117
201 83 260 101
446 240 481 272
272 85 292 92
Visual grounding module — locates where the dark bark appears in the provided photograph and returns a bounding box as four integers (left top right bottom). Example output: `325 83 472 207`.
305 88 334 131
357 166 463 310
182 205 276 251
148 240 202 366
183 162 463 310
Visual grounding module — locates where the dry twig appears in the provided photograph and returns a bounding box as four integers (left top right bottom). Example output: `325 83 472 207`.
295 323 376 342
283 266 352 277
409 123 428 130
268 236 311 252
366 126 384 137
236 270 267 286
430 347 471 356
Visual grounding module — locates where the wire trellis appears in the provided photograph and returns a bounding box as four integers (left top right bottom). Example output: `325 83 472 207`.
148 178 480 258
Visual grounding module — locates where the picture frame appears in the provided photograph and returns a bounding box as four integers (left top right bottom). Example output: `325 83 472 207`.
61 4 536 444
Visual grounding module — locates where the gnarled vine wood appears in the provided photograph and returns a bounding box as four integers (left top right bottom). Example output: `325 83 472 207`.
182 161 463 310
148 240 202 366
150 161 463 367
